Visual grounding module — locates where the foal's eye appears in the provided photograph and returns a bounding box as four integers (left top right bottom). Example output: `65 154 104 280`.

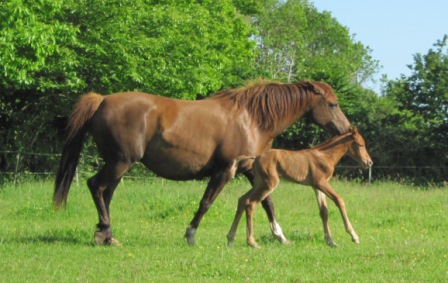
329 103 338 109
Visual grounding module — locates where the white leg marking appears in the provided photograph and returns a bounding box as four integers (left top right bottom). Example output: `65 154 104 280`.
270 221 289 244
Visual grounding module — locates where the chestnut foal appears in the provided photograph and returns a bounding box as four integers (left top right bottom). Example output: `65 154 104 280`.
227 128 373 248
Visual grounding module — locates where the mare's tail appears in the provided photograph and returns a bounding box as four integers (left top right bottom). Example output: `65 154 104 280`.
54 93 104 209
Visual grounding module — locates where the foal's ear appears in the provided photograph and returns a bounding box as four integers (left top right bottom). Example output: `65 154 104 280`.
348 126 358 134
305 81 325 95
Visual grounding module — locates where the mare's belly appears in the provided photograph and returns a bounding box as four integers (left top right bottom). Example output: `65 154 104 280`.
140 146 217 180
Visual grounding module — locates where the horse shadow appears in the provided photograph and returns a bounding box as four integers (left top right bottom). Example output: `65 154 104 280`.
2 230 95 246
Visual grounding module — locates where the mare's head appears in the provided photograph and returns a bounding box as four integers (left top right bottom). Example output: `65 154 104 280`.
304 82 351 135
347 128 373 169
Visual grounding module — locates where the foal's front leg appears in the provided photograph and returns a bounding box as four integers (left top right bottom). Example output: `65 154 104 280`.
317 182 360 244
314 189 338 247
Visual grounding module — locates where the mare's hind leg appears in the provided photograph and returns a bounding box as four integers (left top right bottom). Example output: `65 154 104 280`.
88 161 132 245
244 171 289 244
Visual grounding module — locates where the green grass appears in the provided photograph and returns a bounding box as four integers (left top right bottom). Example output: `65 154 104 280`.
0 178 447 282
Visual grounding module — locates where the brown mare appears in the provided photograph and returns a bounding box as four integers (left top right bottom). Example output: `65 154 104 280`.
227 128 373 248
54 80 352 246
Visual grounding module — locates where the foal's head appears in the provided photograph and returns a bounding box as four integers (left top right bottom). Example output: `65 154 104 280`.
347 128 373 169
304 82 352 135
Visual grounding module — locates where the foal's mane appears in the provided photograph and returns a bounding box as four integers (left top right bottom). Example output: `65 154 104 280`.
209 79 316 130
314 129 357 151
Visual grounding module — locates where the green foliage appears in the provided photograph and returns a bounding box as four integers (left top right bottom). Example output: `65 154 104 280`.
259 1 381 173
380 36 448 173
64 0 256 98
253 0 379 86
0 180 447 281
1 0 445 182
0 0 82 92
0 0 257 172
0 0 82 165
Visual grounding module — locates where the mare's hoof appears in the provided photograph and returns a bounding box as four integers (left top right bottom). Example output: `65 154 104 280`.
184 227 197 246
94 231 122 246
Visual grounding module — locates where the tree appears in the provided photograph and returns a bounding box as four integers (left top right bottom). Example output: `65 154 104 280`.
0 0 82 173
383 35 448 172
253 0 378 86
253 0 379 152
0 0 258 172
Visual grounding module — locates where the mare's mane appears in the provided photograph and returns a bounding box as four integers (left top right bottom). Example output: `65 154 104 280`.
209 79 317 130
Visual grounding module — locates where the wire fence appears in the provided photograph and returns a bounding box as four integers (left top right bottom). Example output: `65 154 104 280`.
1 151 447 186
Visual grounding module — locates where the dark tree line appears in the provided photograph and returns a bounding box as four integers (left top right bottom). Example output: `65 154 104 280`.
1 0 446 184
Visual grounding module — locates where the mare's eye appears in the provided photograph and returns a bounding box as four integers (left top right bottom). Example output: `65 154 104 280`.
329 103 338 109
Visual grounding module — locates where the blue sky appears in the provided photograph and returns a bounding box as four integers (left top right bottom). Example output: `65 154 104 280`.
310 0 448 92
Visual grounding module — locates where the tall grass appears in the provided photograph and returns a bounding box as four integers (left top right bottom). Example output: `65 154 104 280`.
0 178 447 282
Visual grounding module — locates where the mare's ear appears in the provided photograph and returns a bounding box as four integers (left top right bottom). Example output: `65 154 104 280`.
305 81 325 95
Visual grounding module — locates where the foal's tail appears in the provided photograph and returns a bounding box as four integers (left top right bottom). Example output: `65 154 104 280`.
54 93 104 209
236 155 256 169
234 155 256 176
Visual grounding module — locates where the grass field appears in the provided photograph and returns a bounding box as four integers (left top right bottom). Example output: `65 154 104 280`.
0 178 447 282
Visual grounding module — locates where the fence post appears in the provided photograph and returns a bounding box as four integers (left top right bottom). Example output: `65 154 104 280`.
13 152 20 186
76 166 79 187
368 166 372 183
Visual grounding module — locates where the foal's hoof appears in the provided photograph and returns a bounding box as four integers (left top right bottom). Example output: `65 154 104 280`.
94 232 122 246
109 238 123 246
248 242 261 249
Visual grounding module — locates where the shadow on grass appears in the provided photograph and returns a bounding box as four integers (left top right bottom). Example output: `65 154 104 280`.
258 230 322 246
2 230 95 246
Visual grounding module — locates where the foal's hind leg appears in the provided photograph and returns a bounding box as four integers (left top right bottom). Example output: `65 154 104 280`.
244 171 289 244
88 161 131 245
227 190 252 247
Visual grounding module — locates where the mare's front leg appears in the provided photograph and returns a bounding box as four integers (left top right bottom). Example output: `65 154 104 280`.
244 171 290 244
316 181 359 244
185 171 231 246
